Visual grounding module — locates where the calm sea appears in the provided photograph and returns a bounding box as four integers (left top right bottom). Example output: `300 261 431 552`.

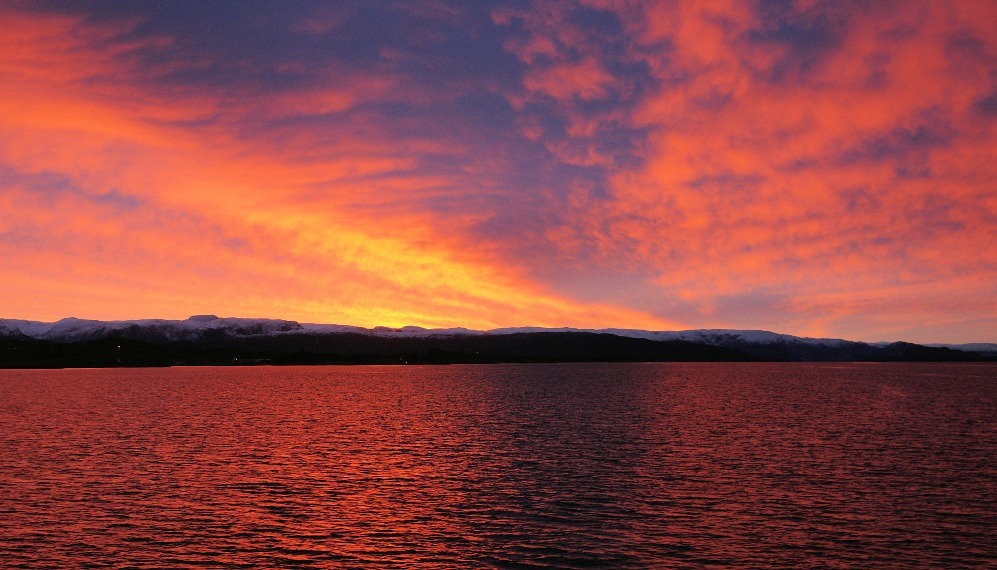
0 363 993 568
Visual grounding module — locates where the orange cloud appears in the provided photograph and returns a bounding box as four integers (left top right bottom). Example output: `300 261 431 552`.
572 0 997 340
0 3 679 332
0 2 993 343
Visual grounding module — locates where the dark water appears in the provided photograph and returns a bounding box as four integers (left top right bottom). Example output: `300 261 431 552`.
0 363 994 568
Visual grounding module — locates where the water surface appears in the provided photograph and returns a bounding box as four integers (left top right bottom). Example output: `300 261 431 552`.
0 363 994 567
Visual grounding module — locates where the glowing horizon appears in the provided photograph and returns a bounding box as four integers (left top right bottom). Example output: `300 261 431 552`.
1 1 995 343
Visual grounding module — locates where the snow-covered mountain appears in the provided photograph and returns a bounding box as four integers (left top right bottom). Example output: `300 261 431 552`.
1 315 991 357
0 315 308 343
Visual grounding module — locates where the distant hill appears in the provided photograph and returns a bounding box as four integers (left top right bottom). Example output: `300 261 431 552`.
0 316 991 368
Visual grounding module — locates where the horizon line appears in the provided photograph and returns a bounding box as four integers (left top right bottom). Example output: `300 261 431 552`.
2 314 994 347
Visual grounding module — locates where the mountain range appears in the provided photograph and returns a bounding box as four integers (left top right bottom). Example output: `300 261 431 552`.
1 315 994 368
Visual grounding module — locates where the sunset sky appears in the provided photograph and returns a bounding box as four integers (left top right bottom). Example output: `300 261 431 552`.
1 1 995 343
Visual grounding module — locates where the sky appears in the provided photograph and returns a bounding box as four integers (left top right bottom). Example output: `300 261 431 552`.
1 0 995 343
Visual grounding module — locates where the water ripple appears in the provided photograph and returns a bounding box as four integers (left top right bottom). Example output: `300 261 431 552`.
0 363 994 568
